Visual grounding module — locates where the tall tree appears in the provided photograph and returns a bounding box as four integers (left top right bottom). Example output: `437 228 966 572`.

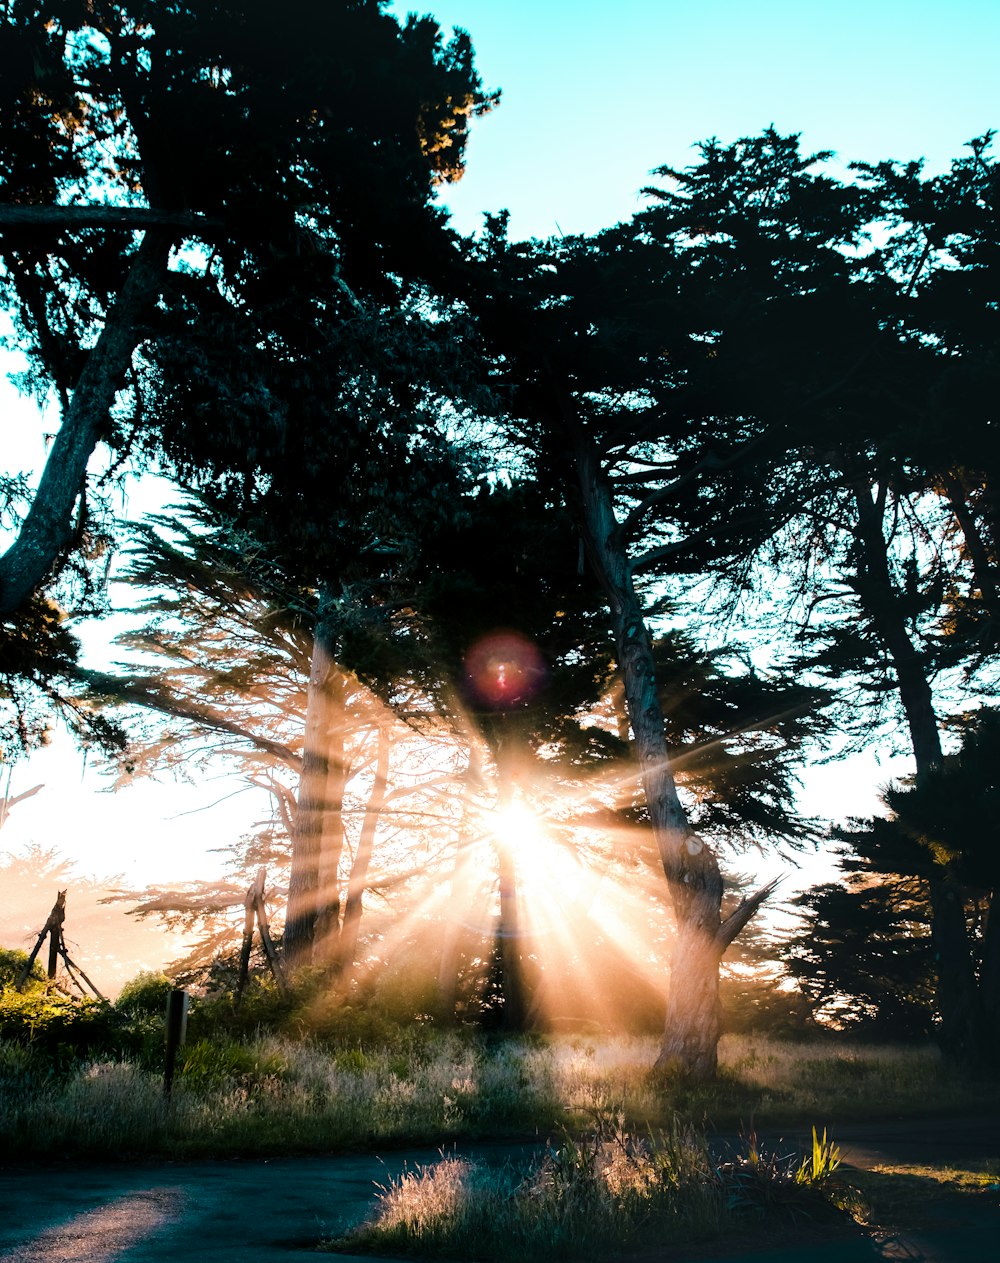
0 0 493 631
447 241 826 1073
624 129 1000 1064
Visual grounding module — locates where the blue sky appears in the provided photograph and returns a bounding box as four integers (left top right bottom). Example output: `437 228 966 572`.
388 0 1000 240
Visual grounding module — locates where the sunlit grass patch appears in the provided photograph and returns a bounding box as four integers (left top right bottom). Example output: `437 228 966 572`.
848 1157 1000 1231
327 1114 729 1261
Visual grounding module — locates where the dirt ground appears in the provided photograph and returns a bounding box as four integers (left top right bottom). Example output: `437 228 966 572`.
0 1115 996 1262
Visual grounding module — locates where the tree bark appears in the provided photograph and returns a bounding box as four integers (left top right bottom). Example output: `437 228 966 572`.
313 672 348 964
849 476 983 1063
0 230 171 618
572 432 770 1079
337 723 390 981
284 607 341 968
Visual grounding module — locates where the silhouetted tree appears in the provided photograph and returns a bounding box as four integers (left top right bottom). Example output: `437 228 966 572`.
0 0 493 693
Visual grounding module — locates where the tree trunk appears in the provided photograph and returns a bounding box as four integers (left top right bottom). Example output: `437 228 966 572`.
850 477 983 1062
0 231 170 617
337 722 390 981
313 672 348 965
572 433 770 1079
284 608 341 968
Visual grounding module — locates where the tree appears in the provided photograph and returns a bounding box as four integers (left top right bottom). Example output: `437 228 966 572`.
0 0 493 638
453 215 830 1074
786 880 936 1039
622 128 1000 1065
82 499 473 976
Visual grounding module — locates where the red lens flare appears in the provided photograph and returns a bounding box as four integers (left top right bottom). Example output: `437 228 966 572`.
464 631 547 709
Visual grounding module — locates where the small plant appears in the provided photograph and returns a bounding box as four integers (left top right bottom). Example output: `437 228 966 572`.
796 1125 841 1186
718 1125 844 1223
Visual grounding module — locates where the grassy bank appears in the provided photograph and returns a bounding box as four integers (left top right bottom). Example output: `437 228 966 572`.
2 1032 998 1162
325 1113 850 1261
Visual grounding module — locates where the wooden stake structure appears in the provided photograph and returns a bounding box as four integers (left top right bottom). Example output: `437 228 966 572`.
236 867 288 1004
16 890 106 1001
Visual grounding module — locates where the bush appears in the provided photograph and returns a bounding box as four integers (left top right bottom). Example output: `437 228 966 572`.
115 971 174 1018
331 1112 728 1261
0 947 45 993
0 988 120 1061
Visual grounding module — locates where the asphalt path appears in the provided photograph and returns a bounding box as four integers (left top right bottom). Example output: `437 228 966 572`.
0 1116 996 1263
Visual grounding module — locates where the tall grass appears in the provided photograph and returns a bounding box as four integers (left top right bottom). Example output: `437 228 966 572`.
1 1032 994 1161
330 1115 729 1261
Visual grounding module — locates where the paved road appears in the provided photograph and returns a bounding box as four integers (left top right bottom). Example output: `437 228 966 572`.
0 1117 996 1263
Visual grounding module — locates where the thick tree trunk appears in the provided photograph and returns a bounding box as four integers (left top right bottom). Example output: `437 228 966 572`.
337 723 390 980
313 673 347 964
572 434 771 1079
285 609 342 968
0 231 170 618
850 478 983 1062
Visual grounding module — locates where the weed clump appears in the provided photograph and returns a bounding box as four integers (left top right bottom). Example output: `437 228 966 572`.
327 1112 853 1261
331 1112 726 1260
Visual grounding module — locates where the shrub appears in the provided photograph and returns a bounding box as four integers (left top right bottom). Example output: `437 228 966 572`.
0 988 120 1060
0 947 46 993
115 971 173 1018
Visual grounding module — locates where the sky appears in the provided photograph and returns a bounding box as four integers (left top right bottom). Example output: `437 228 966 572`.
2 0 998 983
406 0 1000 240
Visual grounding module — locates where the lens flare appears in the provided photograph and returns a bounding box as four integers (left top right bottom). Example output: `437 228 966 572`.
464 631 546 709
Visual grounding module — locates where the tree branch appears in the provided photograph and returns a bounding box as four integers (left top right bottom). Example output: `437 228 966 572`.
0 229 171 617
716 876 781 951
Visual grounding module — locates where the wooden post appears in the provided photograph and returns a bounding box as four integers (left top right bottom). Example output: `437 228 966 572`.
17 890 66 990
163 989 189 1098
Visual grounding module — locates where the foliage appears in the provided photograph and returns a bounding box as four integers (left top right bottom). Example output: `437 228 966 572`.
787 707 1000 1046
717 1125 844 1223
114 970 173 1018
0 945 44 991
0 987 121 1059
786 879 936 1039
332 1111 727 1261
0 0 495 749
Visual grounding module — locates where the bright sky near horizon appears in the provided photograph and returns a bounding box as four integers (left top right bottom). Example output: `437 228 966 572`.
2 0 998 976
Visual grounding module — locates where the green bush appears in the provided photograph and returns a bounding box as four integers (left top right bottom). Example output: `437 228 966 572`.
0 988 119 1060
115 971 174 1018
0 947 45 993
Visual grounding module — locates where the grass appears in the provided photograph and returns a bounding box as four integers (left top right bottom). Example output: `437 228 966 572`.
849 1158 1000 1232
327 1115 728 1261
1 1031 998 1161
325 1112 852 1261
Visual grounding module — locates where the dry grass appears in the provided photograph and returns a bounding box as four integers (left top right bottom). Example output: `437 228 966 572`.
1 1031 994 1161
328 1115 729 1261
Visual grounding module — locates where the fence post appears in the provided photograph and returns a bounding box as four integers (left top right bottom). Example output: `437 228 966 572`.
163 988 189 1098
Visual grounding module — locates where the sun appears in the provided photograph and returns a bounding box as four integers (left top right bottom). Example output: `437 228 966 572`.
492 800 548 858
